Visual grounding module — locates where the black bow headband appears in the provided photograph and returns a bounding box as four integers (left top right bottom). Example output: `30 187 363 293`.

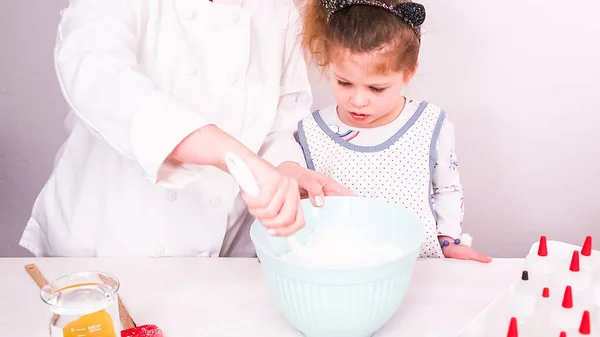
320 0 426 30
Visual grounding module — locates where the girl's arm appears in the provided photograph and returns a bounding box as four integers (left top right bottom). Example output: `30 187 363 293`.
432 116 491 263
432 118 464 239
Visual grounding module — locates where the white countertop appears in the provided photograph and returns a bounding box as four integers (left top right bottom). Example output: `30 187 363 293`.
0 257 524 336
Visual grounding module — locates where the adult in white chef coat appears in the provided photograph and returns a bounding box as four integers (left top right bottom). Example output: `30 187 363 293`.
20 0 352 258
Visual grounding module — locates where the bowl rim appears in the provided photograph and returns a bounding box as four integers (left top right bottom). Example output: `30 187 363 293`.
250 196 425 272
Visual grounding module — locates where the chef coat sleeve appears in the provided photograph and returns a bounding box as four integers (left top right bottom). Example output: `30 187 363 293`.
54 0 208 186
258 3 312 168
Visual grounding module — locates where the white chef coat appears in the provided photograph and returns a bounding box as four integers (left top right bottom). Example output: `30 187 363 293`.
19 0 313 257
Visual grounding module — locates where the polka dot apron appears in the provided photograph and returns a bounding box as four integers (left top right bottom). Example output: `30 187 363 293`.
298 101 446 258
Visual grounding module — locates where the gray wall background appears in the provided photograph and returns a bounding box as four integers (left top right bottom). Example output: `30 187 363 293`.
1 0 68 257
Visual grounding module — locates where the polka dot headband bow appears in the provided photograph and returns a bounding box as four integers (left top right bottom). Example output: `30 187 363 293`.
320 0 426 30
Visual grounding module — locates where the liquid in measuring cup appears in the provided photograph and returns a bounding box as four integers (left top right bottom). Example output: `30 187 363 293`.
41 272 121 337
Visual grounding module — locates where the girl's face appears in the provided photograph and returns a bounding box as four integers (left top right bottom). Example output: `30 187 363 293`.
328 48 415 128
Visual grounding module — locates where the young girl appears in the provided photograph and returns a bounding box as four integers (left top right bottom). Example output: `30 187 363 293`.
297 0 491 262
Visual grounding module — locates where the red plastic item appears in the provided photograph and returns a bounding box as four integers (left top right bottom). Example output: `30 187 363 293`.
570 250 580 272
562 286 573 309
542 287 550 298
559 332 567 337
579 310 591 335
121 325 164 337
582 236 593 257
507 317 518 337
538 236 548 256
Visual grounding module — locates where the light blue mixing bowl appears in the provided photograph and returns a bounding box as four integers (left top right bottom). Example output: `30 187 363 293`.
250 196 425 337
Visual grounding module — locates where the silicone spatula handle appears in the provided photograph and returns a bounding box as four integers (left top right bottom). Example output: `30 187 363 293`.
224 152 260 197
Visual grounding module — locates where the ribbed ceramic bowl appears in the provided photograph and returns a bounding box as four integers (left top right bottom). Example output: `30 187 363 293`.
250 196 424 337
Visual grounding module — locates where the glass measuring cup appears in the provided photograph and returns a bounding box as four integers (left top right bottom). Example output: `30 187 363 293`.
40 271 121 337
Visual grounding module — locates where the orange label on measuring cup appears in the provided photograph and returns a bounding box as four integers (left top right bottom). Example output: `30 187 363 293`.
62 309 117 337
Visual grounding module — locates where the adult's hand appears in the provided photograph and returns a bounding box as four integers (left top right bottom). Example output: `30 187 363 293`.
236 156 306 237
169 125 306 236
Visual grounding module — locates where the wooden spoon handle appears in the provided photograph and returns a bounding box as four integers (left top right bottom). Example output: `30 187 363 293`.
99 274 137 329
24 264 60 325
24 264 50 288
117 298 137 330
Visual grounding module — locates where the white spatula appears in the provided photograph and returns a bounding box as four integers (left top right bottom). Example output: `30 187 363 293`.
224 152 307 254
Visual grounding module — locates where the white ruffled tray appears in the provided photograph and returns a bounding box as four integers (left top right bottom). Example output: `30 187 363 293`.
455 238 600 337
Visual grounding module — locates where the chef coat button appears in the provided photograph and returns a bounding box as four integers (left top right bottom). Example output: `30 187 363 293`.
198 251 210 258
296 93 310 103
226 73 237 84
188 12 197 20
187 68 197 75
229 11 240 23
210 198 221 205
153 245 165 256
167 192 178 201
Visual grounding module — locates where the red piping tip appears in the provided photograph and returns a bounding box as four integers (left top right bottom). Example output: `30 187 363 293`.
562 285 573 309
582 236 592 257
538 235 548 257
579 310 591 335
542 287 550 298
569 250 580 272
507 317 518 337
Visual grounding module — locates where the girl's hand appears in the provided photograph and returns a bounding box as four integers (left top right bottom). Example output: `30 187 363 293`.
277 161 356 207
439 236 492 263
